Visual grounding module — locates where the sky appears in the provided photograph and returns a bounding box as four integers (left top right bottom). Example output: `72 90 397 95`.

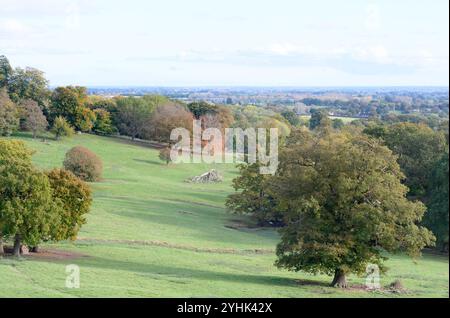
0 0 449 87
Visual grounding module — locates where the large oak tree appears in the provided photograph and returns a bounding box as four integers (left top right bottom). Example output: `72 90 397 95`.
268 129 435 287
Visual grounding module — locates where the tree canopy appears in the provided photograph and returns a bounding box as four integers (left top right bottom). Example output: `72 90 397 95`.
268 129 435 287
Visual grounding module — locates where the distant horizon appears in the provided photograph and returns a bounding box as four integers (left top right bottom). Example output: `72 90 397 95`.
82 85 449 88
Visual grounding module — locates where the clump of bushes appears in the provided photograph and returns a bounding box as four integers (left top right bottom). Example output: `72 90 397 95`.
63 146 103 182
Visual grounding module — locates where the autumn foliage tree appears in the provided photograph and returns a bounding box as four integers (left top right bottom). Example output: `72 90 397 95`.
75 107 97 132
268 129 435 287
147 104 193 142
63 146 103 182
21 99 48 138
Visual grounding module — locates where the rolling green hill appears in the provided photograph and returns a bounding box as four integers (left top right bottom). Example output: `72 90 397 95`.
0 133 448 297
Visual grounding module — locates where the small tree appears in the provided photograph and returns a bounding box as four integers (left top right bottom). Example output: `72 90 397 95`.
332 118 345 130
46 169 92 241
269 130 435 287
0 88 19 136
309 109 331 130
51 116 74 140
21 99 48 138
159 147 172 165
63 146 103 182
281 110 300 127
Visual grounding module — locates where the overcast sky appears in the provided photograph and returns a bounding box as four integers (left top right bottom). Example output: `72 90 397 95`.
1 0 448 86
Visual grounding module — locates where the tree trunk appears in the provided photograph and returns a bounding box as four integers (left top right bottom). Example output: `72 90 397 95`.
13 234 21 257
0 236 4 255
331 269 348 288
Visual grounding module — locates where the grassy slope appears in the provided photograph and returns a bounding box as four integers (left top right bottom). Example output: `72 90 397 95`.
0 133 448 298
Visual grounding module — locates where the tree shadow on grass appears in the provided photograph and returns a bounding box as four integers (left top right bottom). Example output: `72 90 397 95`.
74 256 298 288
133 158 163 165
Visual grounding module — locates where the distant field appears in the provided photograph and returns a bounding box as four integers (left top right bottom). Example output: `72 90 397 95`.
0 133 448 297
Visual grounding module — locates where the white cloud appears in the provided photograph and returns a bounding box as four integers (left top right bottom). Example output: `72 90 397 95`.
0 0 94 15
0 18 30 33
365 3 381 31
353 45 391 64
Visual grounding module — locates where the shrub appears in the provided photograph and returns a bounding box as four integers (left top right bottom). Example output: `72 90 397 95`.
63 146 103 182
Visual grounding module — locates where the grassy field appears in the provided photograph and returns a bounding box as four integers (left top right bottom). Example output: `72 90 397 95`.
0 132 448 298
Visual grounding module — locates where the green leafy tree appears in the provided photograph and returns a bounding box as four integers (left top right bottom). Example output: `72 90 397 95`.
309 109 331 130
51 116 74 140
226 163 283 226
0 55 13 89
46 169 92 241
332 118 345 130
50 86 87 126
269 130 435 287
0 88 19 136
187 101 217 119
93 108 114 135
0 140 60 256
8 67 50 110
378 123 447 197
423 152 449 251
115 96 160 140
281 110 300 126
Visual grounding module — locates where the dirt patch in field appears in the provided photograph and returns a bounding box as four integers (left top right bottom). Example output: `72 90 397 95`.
225 219 268 231
25 249 90 261
295 279 409 294
295 279 331 287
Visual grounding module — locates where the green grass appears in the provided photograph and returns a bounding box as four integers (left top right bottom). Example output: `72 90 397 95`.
0 132 448 298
